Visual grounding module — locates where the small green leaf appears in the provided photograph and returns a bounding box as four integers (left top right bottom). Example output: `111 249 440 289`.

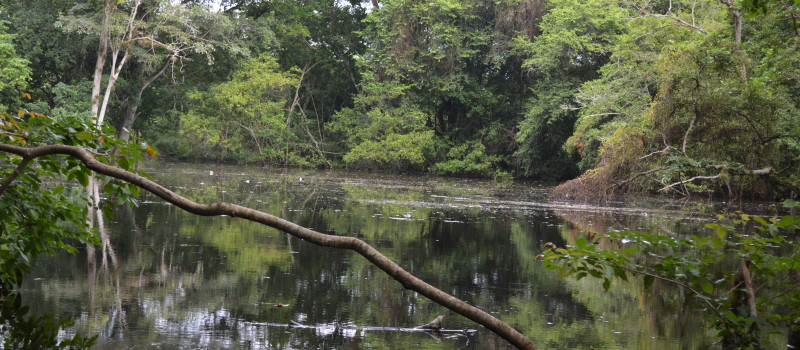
777 216 800 228
74 130 94 141
701 281 713 294
622 247 639 254
752 216 768 226
783 199 798 208
76 171 89 187
51 186 64 195
129 184 140 198
602 278 611 290
118 156 130 170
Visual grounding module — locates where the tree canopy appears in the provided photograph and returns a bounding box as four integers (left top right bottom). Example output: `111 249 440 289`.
0 0 798 192
1 0 799 347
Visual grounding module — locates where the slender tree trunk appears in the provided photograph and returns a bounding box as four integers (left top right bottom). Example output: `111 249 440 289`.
723 260 760 349
96 49 130 127
90 0 113 121
93 0 142 127
719 0 746 79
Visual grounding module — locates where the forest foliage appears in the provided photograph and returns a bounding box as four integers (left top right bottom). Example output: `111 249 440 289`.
0 0 798 200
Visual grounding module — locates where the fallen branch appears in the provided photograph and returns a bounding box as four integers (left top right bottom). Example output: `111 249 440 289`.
638 146 672 160
0 142 537 350
607 166 671 192
658 174 721 192
658 166 777 194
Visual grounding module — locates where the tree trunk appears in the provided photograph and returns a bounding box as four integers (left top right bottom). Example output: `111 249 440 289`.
90 0 112 121
722 260 760 349
93 0 142 127
719 0 746 79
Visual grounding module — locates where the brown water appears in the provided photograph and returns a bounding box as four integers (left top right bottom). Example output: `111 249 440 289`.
20 162 724 349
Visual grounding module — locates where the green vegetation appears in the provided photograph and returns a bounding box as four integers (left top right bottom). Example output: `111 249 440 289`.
0 106 148 348
0 0 795 198
0 0 798 346
541 200 800 348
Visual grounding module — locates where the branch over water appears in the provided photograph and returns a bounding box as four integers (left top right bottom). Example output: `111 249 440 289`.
0 142 538 350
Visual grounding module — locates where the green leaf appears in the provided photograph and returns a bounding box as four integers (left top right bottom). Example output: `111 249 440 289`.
51 186 64 195
752 216 768 226
622 247 639 254
74 130 94 141
117 156 130 170
777 216 800 228
783 199 798 208
76 171 89 187
602 278 611 290
701 281 714 294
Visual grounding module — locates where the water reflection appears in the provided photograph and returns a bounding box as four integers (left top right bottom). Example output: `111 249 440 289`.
21 163 723 349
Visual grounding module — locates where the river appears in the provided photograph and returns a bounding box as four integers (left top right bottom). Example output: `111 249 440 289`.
20 162 729 349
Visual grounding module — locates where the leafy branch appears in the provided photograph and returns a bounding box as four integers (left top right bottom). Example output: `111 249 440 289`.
540 208 800 347
0 140 538 350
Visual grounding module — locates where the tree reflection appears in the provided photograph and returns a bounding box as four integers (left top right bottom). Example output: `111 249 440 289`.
22 164 724 349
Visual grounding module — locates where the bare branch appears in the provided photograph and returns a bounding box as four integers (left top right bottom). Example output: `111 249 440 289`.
0 142 538 350
682 112 696 154
608 166 672 191
627 13 710 35
658 174 721 192
639 146 673 160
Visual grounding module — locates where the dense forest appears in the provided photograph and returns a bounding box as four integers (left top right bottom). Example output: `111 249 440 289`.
0 0 798 200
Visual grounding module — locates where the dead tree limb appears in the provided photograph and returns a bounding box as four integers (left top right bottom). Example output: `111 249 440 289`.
658 174 721 192
608 166 671 192
0 142 538 350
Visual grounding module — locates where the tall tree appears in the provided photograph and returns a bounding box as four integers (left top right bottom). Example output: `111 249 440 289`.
511 0 623 179
57 0 241 130
331 0 544 177
179 54 302 164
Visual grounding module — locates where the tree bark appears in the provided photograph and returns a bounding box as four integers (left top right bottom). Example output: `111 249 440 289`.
93 0 142 127
90 0 113 121
0 142 538 350
719 0 746 79
723 260 760 349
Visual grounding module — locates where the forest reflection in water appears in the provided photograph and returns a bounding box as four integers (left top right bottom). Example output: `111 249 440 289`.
19 162 726 349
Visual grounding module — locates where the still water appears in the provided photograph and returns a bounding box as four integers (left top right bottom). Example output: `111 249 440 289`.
21 162 724 349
